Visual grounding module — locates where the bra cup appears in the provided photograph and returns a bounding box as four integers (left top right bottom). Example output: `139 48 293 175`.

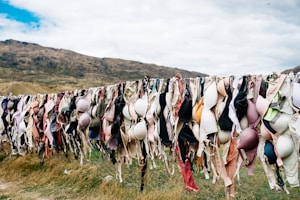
217 79 227 97
247 100 260 125
133 120 147 140
269 112 291 134
292 82 300 109
238 127 259 150
200 108 218 135
218 129 231 144
276 134 294 159
256 95 270 117
240 115 249 130
122 105 132 120
135 98 148 118
204 82 218 109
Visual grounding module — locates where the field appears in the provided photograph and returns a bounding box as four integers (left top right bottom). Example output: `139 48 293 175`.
0 147 299 200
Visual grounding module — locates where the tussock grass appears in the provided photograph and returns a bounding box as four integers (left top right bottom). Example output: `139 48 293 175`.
0 150 299 200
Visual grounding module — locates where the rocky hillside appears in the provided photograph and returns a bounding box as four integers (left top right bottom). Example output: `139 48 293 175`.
0 39 206 95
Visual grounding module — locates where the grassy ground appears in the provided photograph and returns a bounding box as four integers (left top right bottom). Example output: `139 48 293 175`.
0 148 299 200
0 81 74 96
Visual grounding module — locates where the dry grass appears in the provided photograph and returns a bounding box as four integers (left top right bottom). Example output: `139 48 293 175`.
0 148 299 200
0 81 78 96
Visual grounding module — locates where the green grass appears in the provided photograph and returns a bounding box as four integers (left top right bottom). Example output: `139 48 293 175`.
0 149 299 200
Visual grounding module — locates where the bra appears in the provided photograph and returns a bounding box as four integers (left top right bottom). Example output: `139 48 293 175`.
292 72 300 109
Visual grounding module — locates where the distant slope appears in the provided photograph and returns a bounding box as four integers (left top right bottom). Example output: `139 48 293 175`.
0 39 206 95
282 65 300 74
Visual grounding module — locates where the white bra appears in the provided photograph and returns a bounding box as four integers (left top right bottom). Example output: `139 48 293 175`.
292 72 300 109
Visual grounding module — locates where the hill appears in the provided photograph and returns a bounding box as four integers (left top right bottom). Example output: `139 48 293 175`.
282 65 300 74
0 39 206 95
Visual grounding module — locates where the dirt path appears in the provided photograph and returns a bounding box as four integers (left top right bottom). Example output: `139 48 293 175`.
0 181 53 200
0 181 15 199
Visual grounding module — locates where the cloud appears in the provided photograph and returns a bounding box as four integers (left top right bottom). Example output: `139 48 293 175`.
1 0 300 76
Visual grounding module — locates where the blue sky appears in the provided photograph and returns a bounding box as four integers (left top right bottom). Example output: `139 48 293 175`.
0 0 300 76
0 1 39 27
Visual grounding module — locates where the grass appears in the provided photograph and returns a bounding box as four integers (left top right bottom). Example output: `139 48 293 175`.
0 149 299 200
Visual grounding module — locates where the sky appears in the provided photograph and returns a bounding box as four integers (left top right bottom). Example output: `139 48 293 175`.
0 0 300 76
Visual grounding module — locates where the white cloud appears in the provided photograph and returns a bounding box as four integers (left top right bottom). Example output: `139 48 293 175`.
1 0 300 76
